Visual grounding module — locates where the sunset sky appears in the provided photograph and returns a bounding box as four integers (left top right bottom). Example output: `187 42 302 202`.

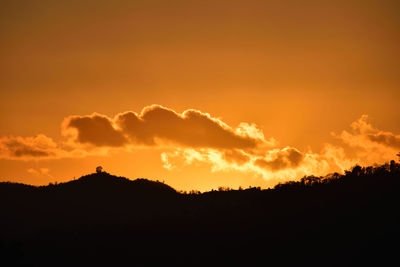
1 0 399 191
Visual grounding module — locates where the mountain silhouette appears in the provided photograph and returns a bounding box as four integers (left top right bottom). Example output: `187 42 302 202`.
1 161 399 266
49 172 177 199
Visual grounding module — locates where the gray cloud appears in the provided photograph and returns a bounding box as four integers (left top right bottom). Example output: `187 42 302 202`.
222 150 251 165
367 132 400 149
254 148 304 171
64 105 264 150
0 135 57 159
63 114 128 147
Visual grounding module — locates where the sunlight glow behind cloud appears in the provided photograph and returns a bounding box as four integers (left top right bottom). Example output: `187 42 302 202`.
1 107 399 185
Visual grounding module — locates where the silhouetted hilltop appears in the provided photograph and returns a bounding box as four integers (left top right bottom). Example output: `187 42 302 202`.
1 172 177 207
1 160 399 267
51 171 177 197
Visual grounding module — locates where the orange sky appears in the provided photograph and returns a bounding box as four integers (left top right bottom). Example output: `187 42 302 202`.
1 0 399 191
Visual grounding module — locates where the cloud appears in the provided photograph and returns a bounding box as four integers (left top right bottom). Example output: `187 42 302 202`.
338 115 400 149
0 135 59 160
333 115 400 164
64 105 271 150
367 132 400 149
2 105 272 161
350 114 375 134
254 147 303 171
222 149 251 165
2 106 399 188
160 115 400 185
160 147 333 185
62 113 127 147
0 134 101 160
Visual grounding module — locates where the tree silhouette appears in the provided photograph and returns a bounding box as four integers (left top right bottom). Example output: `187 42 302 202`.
0 158 399 267
96 166 103 173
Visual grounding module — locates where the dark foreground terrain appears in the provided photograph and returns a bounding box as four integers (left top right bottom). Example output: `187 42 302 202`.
1 161 400 267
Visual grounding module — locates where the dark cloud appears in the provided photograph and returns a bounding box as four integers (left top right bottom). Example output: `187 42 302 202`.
117 105 260 149
64 105 263 149
254 148 304 171
64 114 127 147
13 147 51 157
222 150 250 165
367 132 400 149
0 135 57 159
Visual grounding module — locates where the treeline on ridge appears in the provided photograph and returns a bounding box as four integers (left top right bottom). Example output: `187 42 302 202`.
0 159 399 266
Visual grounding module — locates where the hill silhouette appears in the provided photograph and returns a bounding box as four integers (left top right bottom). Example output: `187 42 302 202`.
1 161 400 266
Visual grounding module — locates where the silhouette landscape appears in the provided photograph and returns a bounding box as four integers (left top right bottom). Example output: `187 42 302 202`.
1 159 399 266
2 1 400 266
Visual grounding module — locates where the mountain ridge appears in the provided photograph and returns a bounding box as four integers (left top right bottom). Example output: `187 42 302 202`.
1 160 399 266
